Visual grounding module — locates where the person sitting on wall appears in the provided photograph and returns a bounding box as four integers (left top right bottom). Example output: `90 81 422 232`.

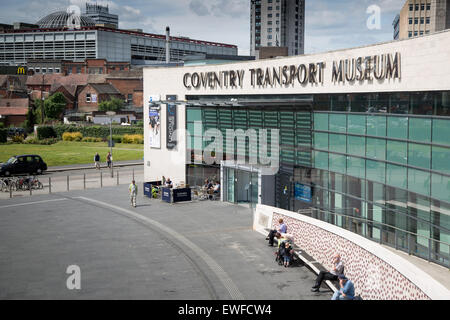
311 253 345 292
213 181 220 194
331 274 355 300
266 218 288 247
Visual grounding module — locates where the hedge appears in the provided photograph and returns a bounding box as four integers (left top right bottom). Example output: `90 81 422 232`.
37 126 57 140
62 132 83 141
52 125 143 139
0 128 6 143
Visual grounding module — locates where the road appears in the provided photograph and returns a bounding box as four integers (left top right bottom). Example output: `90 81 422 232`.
0 186 332 300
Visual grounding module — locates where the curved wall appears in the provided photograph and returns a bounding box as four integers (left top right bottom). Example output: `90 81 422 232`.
254 204 450 300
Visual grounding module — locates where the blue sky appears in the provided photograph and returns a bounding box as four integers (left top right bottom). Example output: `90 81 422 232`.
0 0 404 55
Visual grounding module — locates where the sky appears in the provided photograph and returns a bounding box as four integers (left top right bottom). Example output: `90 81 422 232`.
0 0 405 56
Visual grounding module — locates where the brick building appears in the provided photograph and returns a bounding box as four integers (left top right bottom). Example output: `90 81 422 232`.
77 83 123 113
106 69 143 108
0 98 29 127
0 75 28 99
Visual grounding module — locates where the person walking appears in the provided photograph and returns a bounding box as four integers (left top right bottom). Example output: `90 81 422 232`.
129 180 138 208
106 152 112 169
311 253 345 292
94 152 100 170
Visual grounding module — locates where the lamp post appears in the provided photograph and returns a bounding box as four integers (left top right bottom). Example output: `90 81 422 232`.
106 111 116 178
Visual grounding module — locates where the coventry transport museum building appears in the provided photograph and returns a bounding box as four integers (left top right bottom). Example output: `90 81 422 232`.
144 30 450 267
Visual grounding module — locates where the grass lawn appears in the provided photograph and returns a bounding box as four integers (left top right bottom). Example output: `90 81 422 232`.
0 141 143 167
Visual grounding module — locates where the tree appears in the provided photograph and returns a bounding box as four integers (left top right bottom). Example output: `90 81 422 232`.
44 92 67 120
23 106 36 133
98 97 123 112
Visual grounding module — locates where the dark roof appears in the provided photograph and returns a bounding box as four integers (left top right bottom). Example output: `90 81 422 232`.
0 98 29 108
106 69 143 79
89 83 121 95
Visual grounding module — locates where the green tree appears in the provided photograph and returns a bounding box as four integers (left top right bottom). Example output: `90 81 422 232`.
23 106 36 133
44 92 67 120
98 97 124 112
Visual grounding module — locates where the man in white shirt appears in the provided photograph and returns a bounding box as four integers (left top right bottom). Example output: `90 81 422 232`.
311 253 345 292
129 180 138 208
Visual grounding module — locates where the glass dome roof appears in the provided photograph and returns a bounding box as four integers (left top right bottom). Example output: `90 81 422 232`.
37 11 96 29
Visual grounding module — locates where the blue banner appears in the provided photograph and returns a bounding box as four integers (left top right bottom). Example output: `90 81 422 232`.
294 183 312 203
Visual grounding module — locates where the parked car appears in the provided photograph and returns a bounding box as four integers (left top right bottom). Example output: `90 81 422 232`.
7 127 27 138
0 155 47 176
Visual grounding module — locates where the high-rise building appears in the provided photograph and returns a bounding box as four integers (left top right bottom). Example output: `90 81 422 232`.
397 0 450 40
250 0 305 56
85 2 119 29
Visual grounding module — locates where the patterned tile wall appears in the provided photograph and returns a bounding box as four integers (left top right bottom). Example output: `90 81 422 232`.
272 213 431 300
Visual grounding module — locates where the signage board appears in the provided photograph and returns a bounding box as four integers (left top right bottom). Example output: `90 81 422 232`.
294 183 312 203
166 95 177 150
149 101 161 149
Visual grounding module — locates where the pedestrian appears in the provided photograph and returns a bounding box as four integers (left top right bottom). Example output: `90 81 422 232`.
266 218 288 247
129 180 138 208
331 274 355 300
94 152 100 170
106 152 112 169
311 253 344 292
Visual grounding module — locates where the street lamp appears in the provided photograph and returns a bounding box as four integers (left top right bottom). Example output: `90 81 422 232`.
106 111 116 178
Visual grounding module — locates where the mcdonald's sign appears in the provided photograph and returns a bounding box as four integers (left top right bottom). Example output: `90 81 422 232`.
0 66 28 75
16 67 26 75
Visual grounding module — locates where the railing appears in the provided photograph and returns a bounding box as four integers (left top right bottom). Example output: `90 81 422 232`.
296 207 450 270
0 168 143 200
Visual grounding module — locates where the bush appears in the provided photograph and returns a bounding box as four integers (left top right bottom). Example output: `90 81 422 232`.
37 126 57 140
81 137 103 143
123 134 144 144
11 134 24 143
52 125 143 139
62 132 83 142
112 135 123 143
0 128 7 143
23 137 58 145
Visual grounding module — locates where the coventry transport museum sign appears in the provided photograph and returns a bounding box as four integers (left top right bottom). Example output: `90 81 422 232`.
182 52 401 89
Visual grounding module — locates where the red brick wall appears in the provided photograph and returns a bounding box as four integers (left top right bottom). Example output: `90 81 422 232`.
106 79 143 107
77 85 100 112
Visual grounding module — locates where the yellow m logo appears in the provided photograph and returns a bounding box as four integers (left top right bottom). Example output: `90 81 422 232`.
17 67 25 75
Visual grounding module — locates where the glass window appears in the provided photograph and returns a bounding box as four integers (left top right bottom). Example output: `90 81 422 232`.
314 113 328 131
387 117 408 139
409 117 431 143
314 132 328 150
314 151 328 170
329 113 347 133
387 140 407 164
432 119 450 146
347 114 366 135
367 116 386 137
432 146 450 175
329 154 346 174
410 92 434 115
386 164 407 189
366 160 386 184
347 157 365 179
330 172 345 193
408 168 431 196
347 136 365 156
431 174 450 203
408 143 431 169
435 91 450 116
329 134 346 154
366 138 386 160
187 108 202 122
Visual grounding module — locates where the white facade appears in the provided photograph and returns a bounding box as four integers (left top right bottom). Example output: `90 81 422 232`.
143 30 450 185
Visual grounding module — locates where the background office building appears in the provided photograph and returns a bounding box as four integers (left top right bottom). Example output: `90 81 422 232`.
396 0 450 39
144 30 450 268
0 11 238 67
250 0 305 57
85 3 119 28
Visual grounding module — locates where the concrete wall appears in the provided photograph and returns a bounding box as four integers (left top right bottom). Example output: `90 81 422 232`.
253 204 450 300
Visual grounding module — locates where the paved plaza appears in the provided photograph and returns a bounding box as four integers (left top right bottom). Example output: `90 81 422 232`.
0 185 331 300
